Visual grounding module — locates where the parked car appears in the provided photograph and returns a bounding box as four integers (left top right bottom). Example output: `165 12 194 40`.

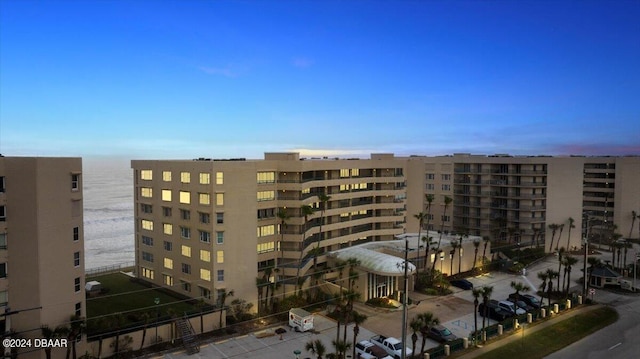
507 299 534 312
427 324 457 342
355 340 394 359
478 300 511 321
498 300 526 315
449 278 473 290
519 294 543 309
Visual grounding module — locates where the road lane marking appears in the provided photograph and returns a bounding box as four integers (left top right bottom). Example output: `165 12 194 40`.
608 342 622 350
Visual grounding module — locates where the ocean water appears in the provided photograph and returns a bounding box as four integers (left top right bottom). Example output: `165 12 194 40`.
83 158 135 269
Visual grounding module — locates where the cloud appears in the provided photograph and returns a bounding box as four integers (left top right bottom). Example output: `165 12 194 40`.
198 66 238 77
292 57 314 68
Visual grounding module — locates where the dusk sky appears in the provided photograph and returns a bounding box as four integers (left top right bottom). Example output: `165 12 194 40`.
1 0 639 159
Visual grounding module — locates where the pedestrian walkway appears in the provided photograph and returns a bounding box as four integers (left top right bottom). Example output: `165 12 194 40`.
454 304 602 359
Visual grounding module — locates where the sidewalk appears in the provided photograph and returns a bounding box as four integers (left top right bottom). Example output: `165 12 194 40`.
454 304 602 359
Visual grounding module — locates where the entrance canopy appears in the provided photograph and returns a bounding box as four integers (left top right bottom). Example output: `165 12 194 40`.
330 244 415 276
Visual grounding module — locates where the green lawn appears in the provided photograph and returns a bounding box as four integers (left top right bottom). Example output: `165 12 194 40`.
474 306 619 359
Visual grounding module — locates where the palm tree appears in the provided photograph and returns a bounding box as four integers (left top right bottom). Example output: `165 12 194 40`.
556 224 565 251
450 240 459 275
548 224 558 253
423 194 435 269
622 240 632 270
256 276 268 314
557 247 565 293
351 311 368 359
414 212 426 270
537 271 549 309
432 196 453 272
305 339 327 359
421 236 434 275
332 339 351 359
409 317 422 358
563 256 579 296
566 217 575 250
296 204 315 292
481 236 490 270
334 259 347 343
41 325 66 359
471 288 482 345
314 193 331 286
218 289 234 329
139 311 152 350
417 311 439 356
472 239 480 271
629 210 637 240
63 315 85 359
510 281 530 326
480 286 493 343
546 269 559 307
277 207 290 296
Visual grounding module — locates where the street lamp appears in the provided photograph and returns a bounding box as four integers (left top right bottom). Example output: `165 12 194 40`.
154 297 160 344
401 238 409 359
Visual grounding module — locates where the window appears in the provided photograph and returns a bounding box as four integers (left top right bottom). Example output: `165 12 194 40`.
181 263 191 274
257 172 275 184
179 191 191 204
200 287 211 299
217 270 224 282
426 173 435 180
181 280 191 292
257 225 275 237
180 209 191 220
441 215 450 222
181 172 191 183
163 223 173 235
180 226 191 239
73 227 79 241
216 231 224 244
257 242 275 254
199 172 210 184
73 252 80 267
426 183 435 190
200 268 211 282
200 250 211 262
257 191 275 201
75 302 82 317
71 174 80 191
141 267 154 279
199 212 210 224
141 219 153 231
199 193 210 205
162 207 172 217
162 189 172 202
141 203 153 213
181 245 191 257
216 213 224 224
163 274 173 286
142 251 154 262
442 174 451 181
257 208 275 219
0 263 6 278
142 236 153 246
164 257 173 269
340 169 349 177
162 171 172 182
0 206 5 221
442 184 451 191
199 230 211 243
0 177 5 192
140 170 153 180
216 193 224 206
0 233 6 249
163 241 173 251
216 172 224 185
217 250 224 264
74 277 81 292
140 187 153 198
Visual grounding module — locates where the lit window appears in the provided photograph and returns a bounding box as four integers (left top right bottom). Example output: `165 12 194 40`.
216 172 224 185
257 242 275 254
217 270 224 282
71 174 80 191
199 193 210 205
257 172 275 184
180 191 191 204
164 257 173 269
73 252 81 267
181 245 191 257
257 190 275 201
257 225 275 237
199 173 210 184
162 190 172 202
200 250 211 262
216 231 224 244
180 226 191 239
163 171 172 182
340 169 349 178
216 250 224 264
352 168 360 176
200 268 211 282
200 231 211 243
163 223 173 235
142 220 154 231
140 170 153 180
141 267 154 279
164 274 173 286
181 172 191 183
216 193 224 206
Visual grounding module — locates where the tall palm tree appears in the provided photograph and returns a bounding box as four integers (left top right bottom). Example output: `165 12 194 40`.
41 325 66 359
409 317 422 358
218 289 234 329
546 269 559 308
417 311 439 356
481 236 490 270
305 339 327 359
343 258 361 344
256 276 267 314
630 210 637 240
351 311 368 359
563 256 578 296
432 196 453 272
480 286 493 343
471 288 482 345
548 224 558 253
414 212 426 270
421 236 434 275
556 224 565 251
314 193 331 286
557 247 565 293
334 259 347 343
509 281 530 326
332 339 351 359
472 239 481 271
622 240 632 270
277 207 290 297
537 271 549 309
422 194 435 270
296 204 315 289
139 311 152 350
566 217 575 250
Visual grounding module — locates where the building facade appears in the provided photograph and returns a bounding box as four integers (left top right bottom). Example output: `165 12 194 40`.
0 157 86 359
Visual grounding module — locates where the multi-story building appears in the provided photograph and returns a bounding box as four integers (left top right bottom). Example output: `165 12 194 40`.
0 157 86 359
132 152 639 307
131 153 406 307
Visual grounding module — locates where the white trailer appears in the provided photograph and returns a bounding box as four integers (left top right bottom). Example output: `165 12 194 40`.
288 308 314 332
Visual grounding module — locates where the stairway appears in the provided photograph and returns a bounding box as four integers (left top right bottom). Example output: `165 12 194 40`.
176 316 200 355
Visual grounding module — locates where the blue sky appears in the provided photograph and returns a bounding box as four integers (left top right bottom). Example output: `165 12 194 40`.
1 0 639 159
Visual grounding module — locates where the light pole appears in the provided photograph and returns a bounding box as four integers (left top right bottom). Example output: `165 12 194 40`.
154 297 160 344
401 238 409 359
582 212 593 299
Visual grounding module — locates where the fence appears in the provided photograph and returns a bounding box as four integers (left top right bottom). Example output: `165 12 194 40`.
86 261 136 277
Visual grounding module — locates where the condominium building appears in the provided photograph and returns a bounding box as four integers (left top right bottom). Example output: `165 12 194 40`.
132 152 639 306
131 153 406 307
0 157 86 359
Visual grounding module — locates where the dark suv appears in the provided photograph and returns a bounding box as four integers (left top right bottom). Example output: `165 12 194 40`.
508 293 542 309
478 300 511 321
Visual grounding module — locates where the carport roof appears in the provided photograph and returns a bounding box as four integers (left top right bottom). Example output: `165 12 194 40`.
330 246 415 276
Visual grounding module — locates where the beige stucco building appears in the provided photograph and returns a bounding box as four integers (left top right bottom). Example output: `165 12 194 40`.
0 157 86 359
132 153 639 307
